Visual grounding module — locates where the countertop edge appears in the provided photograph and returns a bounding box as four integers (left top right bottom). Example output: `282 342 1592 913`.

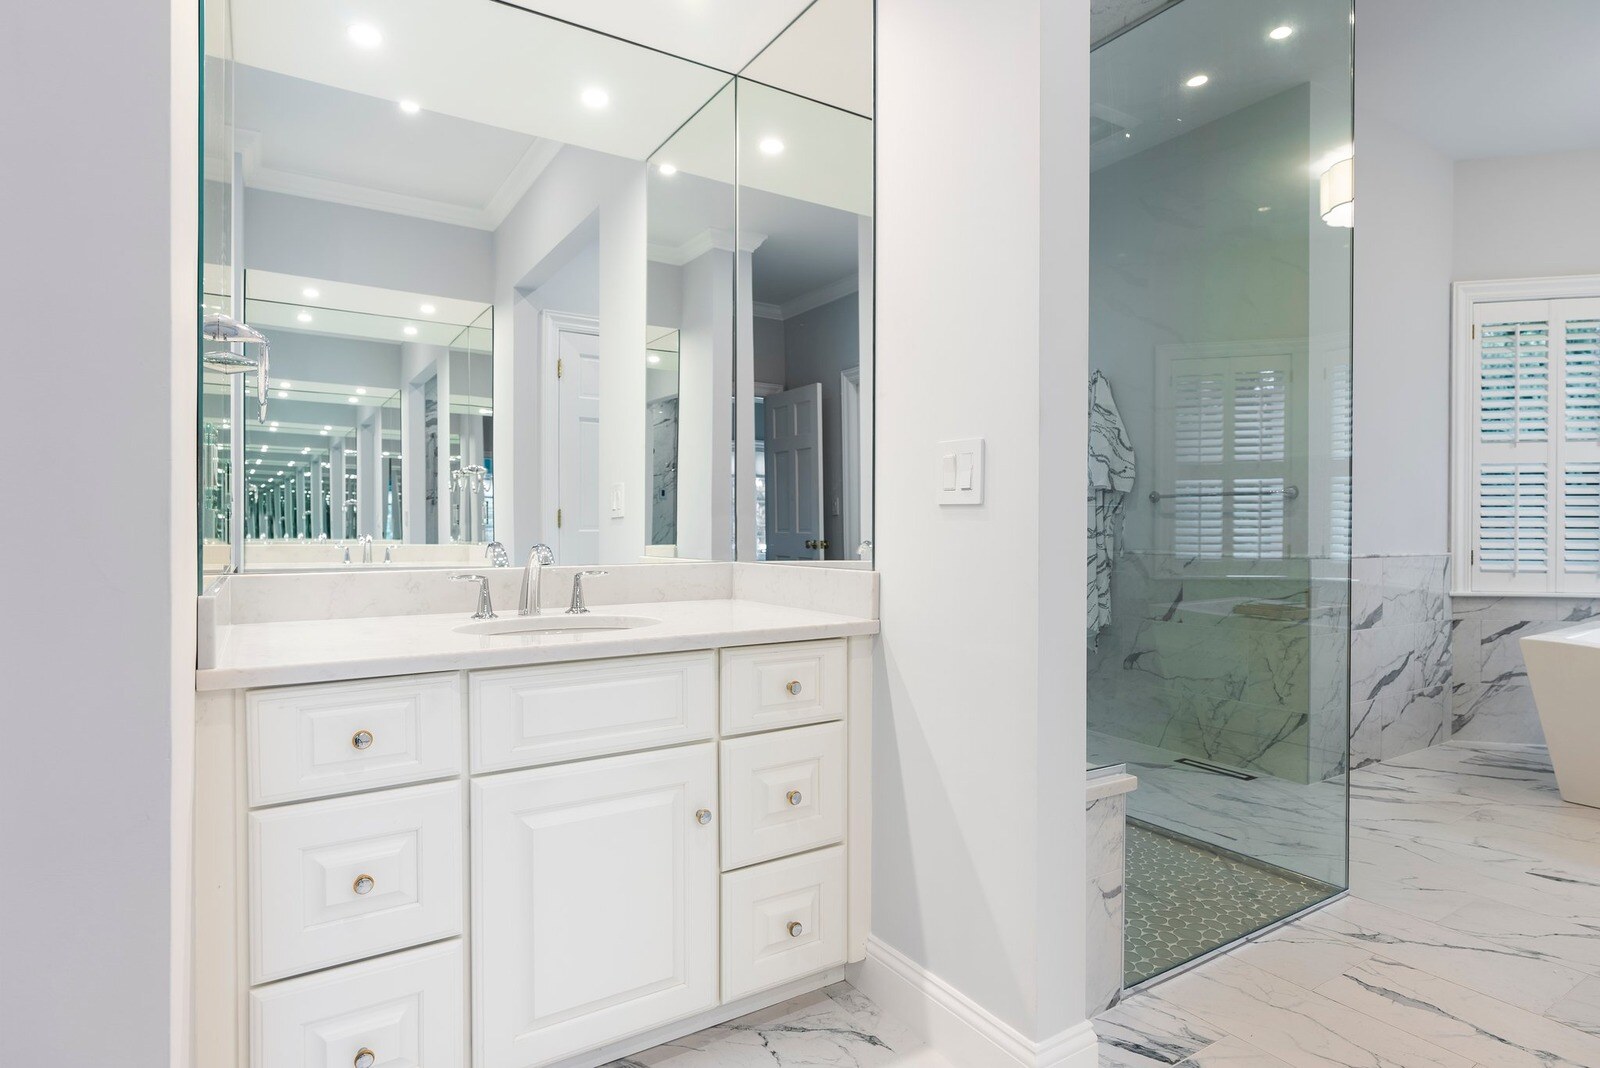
196 617 880 692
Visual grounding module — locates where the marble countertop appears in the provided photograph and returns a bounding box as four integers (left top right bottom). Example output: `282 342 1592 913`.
197 598 880 691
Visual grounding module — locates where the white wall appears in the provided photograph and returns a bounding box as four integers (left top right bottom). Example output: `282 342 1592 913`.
783 293 860 559
0 1 196 1065
1350 110 1456 557
1453 148 1600 281
865 0 1090 1060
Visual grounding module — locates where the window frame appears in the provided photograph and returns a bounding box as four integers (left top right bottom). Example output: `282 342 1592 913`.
1450 275 1600 596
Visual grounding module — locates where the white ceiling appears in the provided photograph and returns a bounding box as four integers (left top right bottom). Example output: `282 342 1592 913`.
742 0 873 117
1359 0 1600 161
500 0 812 74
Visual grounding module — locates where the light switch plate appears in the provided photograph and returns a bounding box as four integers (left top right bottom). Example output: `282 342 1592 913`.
935 438 985 505
609 482 625 517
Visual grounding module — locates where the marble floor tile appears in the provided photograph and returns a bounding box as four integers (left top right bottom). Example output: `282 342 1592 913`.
1314 957 1600 1068
1097 994 1229 1067
608 983 945 1068
1102 743 1600 1068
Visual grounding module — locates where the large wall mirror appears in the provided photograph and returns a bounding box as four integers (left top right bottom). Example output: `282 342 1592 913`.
199 0 872 579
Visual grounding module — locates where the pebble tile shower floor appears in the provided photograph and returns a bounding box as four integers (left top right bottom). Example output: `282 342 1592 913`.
1124 821 1338 986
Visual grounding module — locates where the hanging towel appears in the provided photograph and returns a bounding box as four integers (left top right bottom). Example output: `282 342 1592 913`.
1088 371 1135 646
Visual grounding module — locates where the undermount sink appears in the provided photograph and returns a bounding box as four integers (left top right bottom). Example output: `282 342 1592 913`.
454 614 659 637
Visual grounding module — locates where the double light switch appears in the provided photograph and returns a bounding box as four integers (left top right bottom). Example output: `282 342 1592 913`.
935 438 984 505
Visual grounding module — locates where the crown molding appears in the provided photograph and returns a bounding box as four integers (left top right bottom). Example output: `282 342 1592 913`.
649 227 769 266
481 139 563 229
754 273 859 322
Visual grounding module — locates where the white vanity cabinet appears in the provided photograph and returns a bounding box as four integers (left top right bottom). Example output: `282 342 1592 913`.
193 635 870 1068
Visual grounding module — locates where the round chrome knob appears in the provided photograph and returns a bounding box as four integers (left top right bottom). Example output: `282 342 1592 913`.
786 790 803 806
786 680 802 696
787 921 804 938
696 809 713 826
351 730 374 751
354 1048 376 1068
353 874 375 895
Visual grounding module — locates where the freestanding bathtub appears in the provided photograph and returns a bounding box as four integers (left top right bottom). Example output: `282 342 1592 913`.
1522 622 1600 808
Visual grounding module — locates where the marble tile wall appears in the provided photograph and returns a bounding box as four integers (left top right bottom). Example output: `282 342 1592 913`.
1088 553 1348 783
1087 786 1130 1016
1349 556 1452 769
1451 596 1600 744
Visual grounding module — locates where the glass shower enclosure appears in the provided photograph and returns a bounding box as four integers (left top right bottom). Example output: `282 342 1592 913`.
1087 0 1353 988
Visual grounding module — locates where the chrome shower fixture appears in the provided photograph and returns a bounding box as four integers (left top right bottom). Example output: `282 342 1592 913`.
203 312 272 422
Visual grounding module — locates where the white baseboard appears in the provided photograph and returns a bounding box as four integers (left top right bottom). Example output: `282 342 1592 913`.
849 937 1099 1068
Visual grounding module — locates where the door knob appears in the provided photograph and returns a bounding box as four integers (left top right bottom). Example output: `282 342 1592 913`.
786 790 803 806
353 874 375 895
696 809 713 825
354 1049 376 1068
786 680 802 696
788 921 804 937
351 729 374 750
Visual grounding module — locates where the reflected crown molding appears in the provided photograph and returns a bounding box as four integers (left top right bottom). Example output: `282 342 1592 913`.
649 227 768 267
754 272 859 321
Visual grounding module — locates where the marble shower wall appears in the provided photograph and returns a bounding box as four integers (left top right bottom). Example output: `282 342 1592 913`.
1451 595 1599 744
1086 789 1128 1016
1088 553 1349 783
1348 556 1452 768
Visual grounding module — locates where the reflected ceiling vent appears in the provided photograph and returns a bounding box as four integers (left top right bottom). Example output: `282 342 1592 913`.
1091 103 1140 148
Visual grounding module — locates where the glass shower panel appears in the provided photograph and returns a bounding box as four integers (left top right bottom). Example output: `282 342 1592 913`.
1087 0 1353 987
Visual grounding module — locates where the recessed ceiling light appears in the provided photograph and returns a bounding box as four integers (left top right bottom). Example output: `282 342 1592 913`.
270 421 279 428
279 380 292 388
403 325 418 336
1258 205 1272 213
322 425 332 431
260 445 268 452
419 303 435 315
297 312 313 323
301 287 319 299
1123 131 1132 140
1185 74 1210 88
276 390 289 399
399 99 421 115
348 397 359 404
647 353 661 365
356 387 367 395
657 162 678 177
1269 25 1295 40
479 407 492 415
347 23 382 49
301 447 310 454
581 86 610 109
759 136 785 156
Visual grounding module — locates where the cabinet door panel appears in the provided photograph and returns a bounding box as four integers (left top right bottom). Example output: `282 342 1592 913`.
473 744 718 1068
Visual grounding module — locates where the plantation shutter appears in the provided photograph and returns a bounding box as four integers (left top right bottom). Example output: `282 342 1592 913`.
1165 353 1291 560
1469 298 1600 592
1329 362 1353 559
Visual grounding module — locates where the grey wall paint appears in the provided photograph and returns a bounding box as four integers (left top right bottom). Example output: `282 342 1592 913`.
754 316 787 384
245 188 495 300
1 0 192 1064
1350 109 1455 557
1453 148 1600 281
782 293 860 560
528 239 600 317
268 329 406 391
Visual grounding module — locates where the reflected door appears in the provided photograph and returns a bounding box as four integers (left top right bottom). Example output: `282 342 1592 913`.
764 383 824 560
558 326 602 565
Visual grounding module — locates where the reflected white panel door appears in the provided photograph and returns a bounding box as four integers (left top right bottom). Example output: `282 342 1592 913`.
558 328 601 565
765 383 824 560
472 744 719 1068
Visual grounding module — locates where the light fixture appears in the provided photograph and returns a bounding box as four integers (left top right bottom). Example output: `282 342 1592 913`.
403 325 418 336
301 287 319 299
1320 157 1354 227
1257 205 1272 213
479 407 492 415
647 353 661 365
260 445 268 452
1123 131 1132 140
356 387 367 395
581 86 610 109
347 397 359 404
419 303 435 315
1185 74 1210 88
758 136 785 156
322 425 332 431
321 429 330 435
279 380 292 388
399 99 421 115
657 162 678 177
276 390 288 399
1269 25 1295 40
297 312 313 323
301 447 310 454
347 22 382 49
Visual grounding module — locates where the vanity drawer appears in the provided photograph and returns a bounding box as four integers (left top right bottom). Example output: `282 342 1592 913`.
250 781 464 983
251 940 465 1068
470 652 715 773
247 674 463 806
720 721 846 870
720 640 846 736
722 846 847 1001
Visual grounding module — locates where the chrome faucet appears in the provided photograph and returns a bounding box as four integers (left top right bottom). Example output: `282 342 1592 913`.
485 541 509 567
519 543 556 616
567 570 608 615
359 534 374 564
452 573 497 620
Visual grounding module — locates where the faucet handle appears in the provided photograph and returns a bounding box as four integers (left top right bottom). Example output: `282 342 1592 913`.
567 570 608 615
452 573 497 620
